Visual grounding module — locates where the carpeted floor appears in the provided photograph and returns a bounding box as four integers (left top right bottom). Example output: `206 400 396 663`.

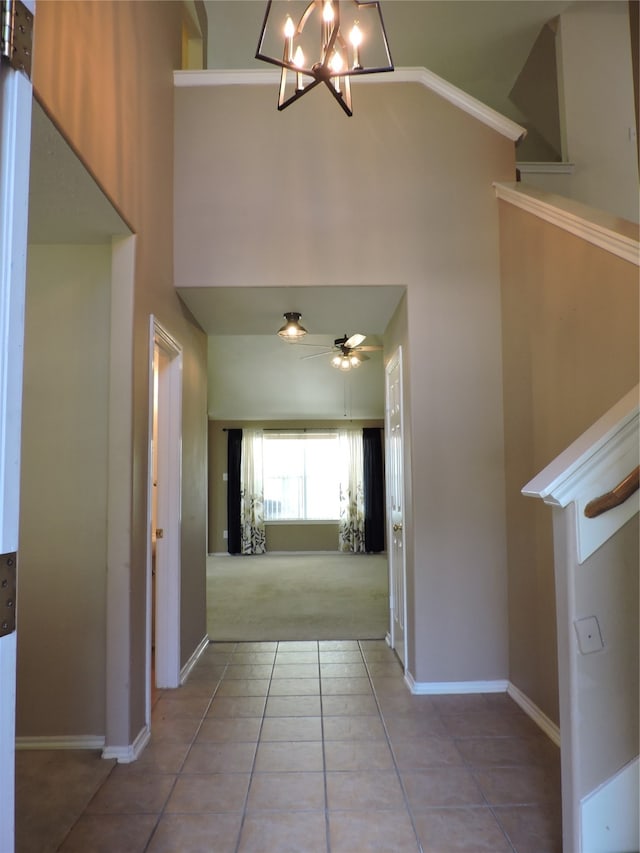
207 552 389 641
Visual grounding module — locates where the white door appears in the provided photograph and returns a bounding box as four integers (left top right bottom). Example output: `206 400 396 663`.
0 4 35 845
146 317 182 709
385 347 407 667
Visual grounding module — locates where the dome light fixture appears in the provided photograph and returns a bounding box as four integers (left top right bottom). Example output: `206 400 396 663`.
277 311 308 339
256 0 394 117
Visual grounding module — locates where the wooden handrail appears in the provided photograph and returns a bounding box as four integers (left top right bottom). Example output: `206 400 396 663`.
584 466 640 519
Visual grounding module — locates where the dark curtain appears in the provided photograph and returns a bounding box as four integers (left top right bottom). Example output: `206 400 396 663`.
363 428 385 553
227 429 242 554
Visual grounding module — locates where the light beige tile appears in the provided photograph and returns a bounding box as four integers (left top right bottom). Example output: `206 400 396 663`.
318 640 360 651
384 712 447 739
274 651 319 664
318 650 364 663
238 810 326 853
322 715 386 741
492 803 562 853
182 742 257 774
265 694 322 717
326 770 405 810
85 773 175 815
321 694 379 716
277 641 318 651
152 695 210 721
391 736 464 770
215 679 270 697
271 663 319 679
268 678 320 696
165 773 250 812
147 813 242 853
429 694 493 715
371 676 410 696
376 693 437 717
260 716 322 741
324 739 394 771
222 664 274 680
412 806 513 852
235 642 277 652
150 716 202 743
196 716 262 743
321 677 372 695
401 767 485 808
366 662 405 678
329 809 420 852
472 765 561 805
229 652 276 665
58 814 157 852
320 662 368 678
254 741 324 772
246 772 325 811
115 741 190 775
206 696 266 718
455 735 560 768
441 711 538 738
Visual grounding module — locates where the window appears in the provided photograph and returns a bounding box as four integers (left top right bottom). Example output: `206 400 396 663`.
263 431 341 521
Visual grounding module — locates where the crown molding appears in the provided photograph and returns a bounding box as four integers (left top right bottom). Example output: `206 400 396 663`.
494 182 640 266
174 67 526 142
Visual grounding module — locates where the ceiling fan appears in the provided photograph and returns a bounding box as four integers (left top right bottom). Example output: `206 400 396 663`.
300 333 382 370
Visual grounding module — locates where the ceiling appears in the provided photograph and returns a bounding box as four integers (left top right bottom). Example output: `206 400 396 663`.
205 0 573 122
26 1 574 418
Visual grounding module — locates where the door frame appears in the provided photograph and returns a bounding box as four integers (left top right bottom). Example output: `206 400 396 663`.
385 345 408 667
0 10 34 843
146 316 182 721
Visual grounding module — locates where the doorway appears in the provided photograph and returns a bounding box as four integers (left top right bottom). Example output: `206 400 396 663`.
385 346 407 667
146 317 183 724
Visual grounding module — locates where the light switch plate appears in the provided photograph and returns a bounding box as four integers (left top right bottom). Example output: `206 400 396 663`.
574 616 604 654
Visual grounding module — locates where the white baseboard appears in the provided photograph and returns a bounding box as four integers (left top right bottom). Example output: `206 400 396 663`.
102 724 150 764
507 682 561 746
16 735 105 751
405 676 560 746
407 673 509 695
180 634 210 685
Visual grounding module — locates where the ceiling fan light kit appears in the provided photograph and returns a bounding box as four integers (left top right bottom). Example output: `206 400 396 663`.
255 0 394 117
277 311 308 339
288 329 381 371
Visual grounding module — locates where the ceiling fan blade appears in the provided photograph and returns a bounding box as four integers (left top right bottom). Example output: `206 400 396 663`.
344 333 365 349
301 350 332 361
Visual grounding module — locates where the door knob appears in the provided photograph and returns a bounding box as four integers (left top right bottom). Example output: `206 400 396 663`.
155 528 164 539
392 522 403 532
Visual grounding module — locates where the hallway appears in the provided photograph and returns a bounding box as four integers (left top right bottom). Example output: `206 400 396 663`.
17 640 561 852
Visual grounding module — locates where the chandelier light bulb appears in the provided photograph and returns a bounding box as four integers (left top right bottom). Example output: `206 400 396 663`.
284 16 295 38
330 52 343 74
350 23 363 68
323 1 334 23
293 45 305 68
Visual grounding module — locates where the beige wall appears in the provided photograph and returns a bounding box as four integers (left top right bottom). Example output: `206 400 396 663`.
178 81 514 684
209 419 383 554
499 201 639 723
18 246 111 736
29 2 208 745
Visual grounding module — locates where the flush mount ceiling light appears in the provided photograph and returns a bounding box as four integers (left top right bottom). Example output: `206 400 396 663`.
277 311 308 339
255 0 393 117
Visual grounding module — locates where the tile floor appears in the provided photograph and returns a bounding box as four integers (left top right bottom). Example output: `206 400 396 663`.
18 640 562 852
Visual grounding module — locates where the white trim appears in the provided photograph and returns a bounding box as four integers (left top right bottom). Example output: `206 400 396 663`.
174 67 526 142
180 634 210 685
16 735 105 751
102 725 150 764
494 182 640 266
406 673 509 694
523 385 639 563
517 162 575 175
507 682 561 747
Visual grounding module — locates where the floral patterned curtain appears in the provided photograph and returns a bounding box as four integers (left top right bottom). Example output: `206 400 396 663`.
338 429 365 553
240 429 266 554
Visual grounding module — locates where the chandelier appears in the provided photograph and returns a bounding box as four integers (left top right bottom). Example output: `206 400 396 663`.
255 0 394 116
